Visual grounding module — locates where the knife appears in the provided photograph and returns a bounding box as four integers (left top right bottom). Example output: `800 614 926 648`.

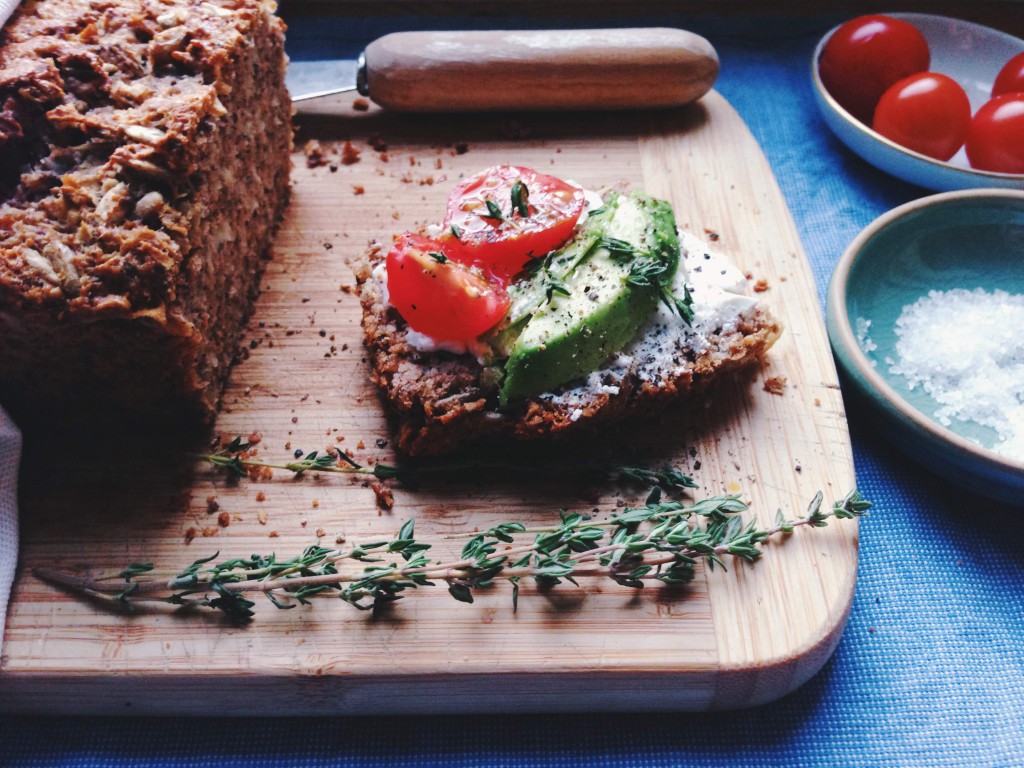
290 28 719 112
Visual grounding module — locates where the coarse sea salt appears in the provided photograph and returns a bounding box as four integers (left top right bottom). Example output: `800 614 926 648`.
888 287 1024 462
855 317 877 361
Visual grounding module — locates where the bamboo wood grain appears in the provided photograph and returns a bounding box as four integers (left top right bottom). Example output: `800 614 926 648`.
0 91 857 715
363 28 718 111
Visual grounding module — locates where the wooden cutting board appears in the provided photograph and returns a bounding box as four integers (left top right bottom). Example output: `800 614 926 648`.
0 91 858 715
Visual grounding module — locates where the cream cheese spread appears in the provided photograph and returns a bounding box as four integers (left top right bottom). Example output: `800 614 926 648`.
541 228 759 407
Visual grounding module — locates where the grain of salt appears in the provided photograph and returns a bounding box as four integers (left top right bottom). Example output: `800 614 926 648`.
888 288 1024 462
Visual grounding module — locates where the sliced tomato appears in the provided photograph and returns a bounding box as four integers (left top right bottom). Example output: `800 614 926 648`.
385 233 509 342
443 165 585 278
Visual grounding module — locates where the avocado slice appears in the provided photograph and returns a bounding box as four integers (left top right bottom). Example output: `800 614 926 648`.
499 193 681 404
486 202 615 359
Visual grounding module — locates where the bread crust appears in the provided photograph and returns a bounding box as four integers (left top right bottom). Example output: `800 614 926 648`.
0 0 292 425
355 247 782 456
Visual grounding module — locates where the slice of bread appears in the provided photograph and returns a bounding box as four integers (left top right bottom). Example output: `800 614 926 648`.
356 230 782 456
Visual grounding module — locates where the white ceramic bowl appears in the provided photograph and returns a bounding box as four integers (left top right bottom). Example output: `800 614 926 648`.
812 13 1024 191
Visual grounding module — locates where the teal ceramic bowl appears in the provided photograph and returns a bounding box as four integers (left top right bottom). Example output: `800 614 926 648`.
827 190 1024 503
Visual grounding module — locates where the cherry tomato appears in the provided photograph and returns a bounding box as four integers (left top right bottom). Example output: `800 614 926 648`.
819 14 930 124
993 52 1024 97
965 93 1024 174
872 73 971 161
385 233 509 341
443 165 585 279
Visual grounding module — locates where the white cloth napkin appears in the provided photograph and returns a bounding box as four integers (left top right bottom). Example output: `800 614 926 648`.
0 408 21 656
1 0 18 31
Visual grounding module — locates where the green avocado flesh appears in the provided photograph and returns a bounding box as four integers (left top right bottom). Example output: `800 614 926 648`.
497 192 680 404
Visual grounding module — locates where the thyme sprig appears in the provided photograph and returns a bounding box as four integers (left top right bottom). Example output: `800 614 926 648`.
202 437 401 481
599 236 694 324
35 490 869 624
199 438 697 492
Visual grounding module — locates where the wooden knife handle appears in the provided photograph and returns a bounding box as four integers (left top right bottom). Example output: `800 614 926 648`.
362 28 719 112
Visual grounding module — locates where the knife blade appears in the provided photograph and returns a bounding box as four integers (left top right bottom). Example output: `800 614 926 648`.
289 28 719 112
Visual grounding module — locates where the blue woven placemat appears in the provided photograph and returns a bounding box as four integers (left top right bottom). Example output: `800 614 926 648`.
1 14 1022 768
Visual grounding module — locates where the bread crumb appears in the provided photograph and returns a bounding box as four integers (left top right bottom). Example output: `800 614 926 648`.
206 495 219 514
268 531 279 538
763 376 787 395
255 490 266 502
341 141 361 165
201 526 218 537
352 184 365 195
371 480 394 510
315 527 327 538
184 527 198 544
303 139 330 168
257 510 268 525
352 97 370 111
217 511 231 528
753 278 769 293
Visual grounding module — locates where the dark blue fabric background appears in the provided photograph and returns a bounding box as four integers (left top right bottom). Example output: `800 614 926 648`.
2 12 1022 767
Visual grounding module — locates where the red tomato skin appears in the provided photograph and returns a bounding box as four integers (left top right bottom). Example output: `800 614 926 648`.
992 52 1024 97
965 93 1024 174
385 233 510 342
871 73 971 161
819 14 930 124
443 165 585 279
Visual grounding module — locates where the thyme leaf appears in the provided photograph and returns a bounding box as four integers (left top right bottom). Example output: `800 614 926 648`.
482 198 505 223
510 179 530 218
544 277 571 303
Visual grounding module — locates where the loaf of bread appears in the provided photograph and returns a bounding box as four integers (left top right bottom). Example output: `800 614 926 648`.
357 230 782 456
0 0 291 426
